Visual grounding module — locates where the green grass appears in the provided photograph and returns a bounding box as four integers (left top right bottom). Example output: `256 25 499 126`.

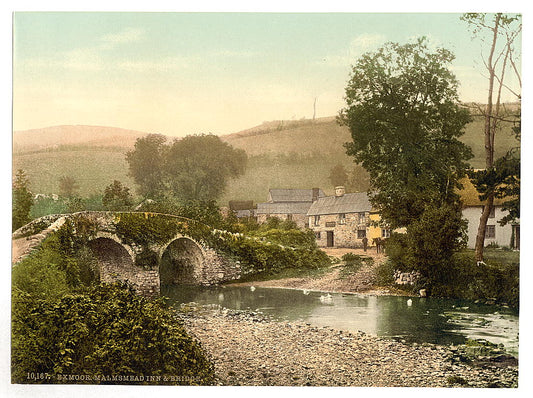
457 248 520 266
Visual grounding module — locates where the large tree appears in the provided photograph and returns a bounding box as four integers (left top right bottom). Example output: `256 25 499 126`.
339 37 473 229
126 133 247 203
461 13 521 261
125 134 169 198
164 134 247 202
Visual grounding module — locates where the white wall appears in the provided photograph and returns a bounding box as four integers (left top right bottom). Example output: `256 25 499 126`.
462 206 516 249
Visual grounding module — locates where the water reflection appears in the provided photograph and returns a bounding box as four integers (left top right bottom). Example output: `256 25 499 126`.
162 285 518 356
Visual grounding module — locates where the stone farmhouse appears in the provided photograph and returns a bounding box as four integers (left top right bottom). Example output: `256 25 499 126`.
256 188 325 229
459 179 520 250
307 186 374 248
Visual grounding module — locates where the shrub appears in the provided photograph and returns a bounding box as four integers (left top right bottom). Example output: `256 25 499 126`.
374 259 396 286
11 283 215 385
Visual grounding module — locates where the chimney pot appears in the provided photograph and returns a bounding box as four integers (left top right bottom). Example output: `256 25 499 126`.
335 186 345 197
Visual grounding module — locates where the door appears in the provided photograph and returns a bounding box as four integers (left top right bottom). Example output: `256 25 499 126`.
326 231 334 247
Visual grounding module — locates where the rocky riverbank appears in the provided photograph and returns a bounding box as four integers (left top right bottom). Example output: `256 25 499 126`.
227 247 411 296
177 304 518 388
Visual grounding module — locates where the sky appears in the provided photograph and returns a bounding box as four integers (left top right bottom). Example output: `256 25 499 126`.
12 11 522 136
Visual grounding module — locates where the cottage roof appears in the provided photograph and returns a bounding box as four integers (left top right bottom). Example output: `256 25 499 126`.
229 200 255 211
458 178 507 207
307 192 371 216
268 188 325 203
256 202 314 215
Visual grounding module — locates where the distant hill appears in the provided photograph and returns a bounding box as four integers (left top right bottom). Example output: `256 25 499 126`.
13 125 147 153
12 112 519 206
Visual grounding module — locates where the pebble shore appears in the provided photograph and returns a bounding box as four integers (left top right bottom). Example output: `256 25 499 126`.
178 305 518 388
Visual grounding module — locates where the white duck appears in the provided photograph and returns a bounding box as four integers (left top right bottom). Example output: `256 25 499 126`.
320 293 333 304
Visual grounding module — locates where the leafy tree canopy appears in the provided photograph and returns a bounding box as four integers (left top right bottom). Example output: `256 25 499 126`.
339 37 472 228
102 180 134 211
126 134 247 203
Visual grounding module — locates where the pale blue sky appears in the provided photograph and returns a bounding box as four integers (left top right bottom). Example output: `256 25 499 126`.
13 12 522 136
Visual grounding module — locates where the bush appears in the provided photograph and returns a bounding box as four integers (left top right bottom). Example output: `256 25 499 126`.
374 259 396 286
12 283 215 385
452 253 519 308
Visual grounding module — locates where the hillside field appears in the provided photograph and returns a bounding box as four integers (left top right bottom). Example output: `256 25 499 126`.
12 113 519 207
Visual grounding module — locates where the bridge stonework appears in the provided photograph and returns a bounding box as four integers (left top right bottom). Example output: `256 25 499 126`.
12 212 242 297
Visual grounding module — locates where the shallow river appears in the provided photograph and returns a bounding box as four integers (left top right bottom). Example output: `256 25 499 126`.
162 285 519 356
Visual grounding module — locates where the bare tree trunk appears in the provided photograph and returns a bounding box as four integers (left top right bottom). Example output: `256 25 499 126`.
475 193 495 262
474 13 500 262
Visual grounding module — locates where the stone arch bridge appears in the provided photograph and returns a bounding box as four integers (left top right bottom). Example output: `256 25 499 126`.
12 211 242 297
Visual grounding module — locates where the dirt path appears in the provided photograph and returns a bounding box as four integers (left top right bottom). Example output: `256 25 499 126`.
229 247 409 296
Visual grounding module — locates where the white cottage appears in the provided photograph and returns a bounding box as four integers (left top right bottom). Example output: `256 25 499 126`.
460 179 519 250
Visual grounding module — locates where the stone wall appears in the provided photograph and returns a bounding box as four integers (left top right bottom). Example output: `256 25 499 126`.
202 247 242 285
309 212 369 248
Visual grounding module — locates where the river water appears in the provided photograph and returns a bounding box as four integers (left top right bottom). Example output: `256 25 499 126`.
162 285 519 356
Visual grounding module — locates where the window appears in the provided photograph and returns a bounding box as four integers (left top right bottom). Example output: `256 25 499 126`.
358 212 366 224
287 214 293 221
338 213 346 224
314 215 320 226
357 229 367 239
486 225 496 239
381 228 391 238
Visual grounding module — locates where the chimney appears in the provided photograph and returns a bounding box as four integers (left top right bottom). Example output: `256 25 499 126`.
335 186 345 197
312 188 320 202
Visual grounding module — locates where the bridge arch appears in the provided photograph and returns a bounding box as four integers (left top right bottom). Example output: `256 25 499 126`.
159 236 205 286
86 236 136 285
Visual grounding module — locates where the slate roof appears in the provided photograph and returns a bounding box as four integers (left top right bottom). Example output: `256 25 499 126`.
256 202 313 215
307 192 372 216
268 188 325 203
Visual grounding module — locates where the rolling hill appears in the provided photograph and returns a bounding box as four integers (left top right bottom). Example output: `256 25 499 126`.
12 112 519 207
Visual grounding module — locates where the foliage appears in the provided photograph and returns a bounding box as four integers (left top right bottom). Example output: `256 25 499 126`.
102 180 134 211
374 259 396 286
339 37 472 229
328 164 349 188
65 196 84 213
384 205 468 293
11 283 215 385
165 134 247 201
13 169 34 231
126 133 247 202
58 175 79 198
12 238 71 300
451 252 519 307
125 134 168 198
